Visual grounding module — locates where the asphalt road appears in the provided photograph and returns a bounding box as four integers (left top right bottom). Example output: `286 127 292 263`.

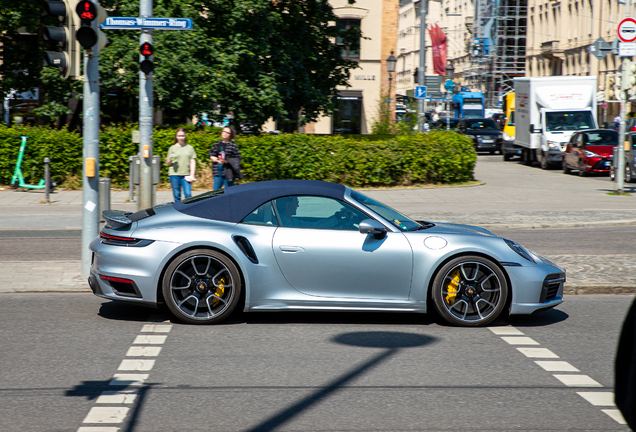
2 225 634 262
0 293 631 431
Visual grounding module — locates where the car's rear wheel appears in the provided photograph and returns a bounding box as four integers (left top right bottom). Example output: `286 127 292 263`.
432 256 508 327
578 161 587 177
162 249 241 324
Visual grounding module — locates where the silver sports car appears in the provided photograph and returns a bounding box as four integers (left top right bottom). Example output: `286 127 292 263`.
89 180 565 327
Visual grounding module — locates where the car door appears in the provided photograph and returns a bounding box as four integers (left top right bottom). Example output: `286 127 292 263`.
271 195 413 300
563 133 577 169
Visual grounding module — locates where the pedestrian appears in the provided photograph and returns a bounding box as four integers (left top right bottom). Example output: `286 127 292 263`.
166 128 197 202
422 118 430 132
209 125 242 189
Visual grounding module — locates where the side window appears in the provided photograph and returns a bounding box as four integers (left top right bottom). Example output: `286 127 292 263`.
273 196 367 230
240 201 279 226
577 134 584 146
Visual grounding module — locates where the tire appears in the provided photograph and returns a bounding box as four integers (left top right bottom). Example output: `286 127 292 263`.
503 153 512 161
563 161 571 174
162 249 241 324
431 255 508 327
540 153 549 170
578 161 587 177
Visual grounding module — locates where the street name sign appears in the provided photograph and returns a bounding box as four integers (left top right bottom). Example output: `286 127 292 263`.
415 86 427 99
101 17 193 30
618 18 636 43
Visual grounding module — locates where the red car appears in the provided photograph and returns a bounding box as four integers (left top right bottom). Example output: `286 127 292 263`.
562 129 618 176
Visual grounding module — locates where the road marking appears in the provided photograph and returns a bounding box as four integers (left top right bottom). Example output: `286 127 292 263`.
109 373 149 387
126 346 162 357
553 374 602 387
601 409 628 424
133 334 167 344
489 327 525 335
96 389 138 404
517 347 559 358
141 324 172 333
77 428 120 432
534 361 580 372
576 392 616 406
82 407 130 424
500 336 539 345
117 359 156 371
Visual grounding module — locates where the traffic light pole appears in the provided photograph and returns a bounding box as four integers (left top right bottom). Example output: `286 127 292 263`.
81 1 101 277
418 0 427 132
138 0 154 210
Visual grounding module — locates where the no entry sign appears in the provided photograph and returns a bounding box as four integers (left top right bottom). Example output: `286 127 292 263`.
618 18 636 43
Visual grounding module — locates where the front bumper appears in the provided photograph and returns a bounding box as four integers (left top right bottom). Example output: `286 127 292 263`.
507 261 565 315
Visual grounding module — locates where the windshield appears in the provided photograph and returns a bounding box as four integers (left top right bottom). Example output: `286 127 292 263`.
507 111 515 126
463 109 483 118
350 190 420 232
545 111 595 132
465 119 498 130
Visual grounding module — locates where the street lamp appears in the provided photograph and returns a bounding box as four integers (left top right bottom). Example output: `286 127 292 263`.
445 60 455 131
387 50 397 122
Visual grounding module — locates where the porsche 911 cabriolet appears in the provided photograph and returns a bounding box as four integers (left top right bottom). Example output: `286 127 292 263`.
89 180 565 327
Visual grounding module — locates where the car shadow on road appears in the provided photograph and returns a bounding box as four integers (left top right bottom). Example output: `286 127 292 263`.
97 301 157 323
501 307 569 327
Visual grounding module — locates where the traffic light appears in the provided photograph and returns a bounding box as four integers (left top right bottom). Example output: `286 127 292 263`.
75 0 108 50
413 67 419 83
139 41 154 74
42 0 80 78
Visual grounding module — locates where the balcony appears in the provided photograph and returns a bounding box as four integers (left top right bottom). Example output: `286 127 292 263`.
541 40 564 59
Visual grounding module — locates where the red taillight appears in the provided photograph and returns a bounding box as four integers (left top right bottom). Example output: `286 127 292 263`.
99 275 135 284
100 232 138 242
631 126 636 131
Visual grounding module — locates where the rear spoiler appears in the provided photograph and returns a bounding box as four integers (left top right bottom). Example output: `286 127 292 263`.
103 208 156 228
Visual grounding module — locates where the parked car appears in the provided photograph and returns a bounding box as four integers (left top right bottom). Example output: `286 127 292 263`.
562 129 618 176
89 180 564 327
457 118 503 153
610 131 636 182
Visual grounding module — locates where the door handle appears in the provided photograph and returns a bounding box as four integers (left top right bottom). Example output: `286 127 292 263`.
279 245 305 253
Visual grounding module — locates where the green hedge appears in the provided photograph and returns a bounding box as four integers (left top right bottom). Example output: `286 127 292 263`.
0 125 475 188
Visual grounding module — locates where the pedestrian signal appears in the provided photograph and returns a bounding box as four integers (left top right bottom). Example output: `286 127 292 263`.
140 42 154 74
75 0 108 50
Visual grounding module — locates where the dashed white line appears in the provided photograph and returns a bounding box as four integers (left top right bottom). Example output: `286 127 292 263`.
126 346 162 357
489 327 525 335
553 374 602 387
118 359 156 371
77 427 120 432
601 409 628 424
82 406 130 424
96 389 139 404
109 373 149 386
534 361 580 372
500 336 540 345
133 334 167 344
141 324 172 333
576 392 616 406
517 347 559 358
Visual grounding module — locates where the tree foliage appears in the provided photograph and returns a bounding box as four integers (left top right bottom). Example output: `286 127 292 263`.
1 0 361 128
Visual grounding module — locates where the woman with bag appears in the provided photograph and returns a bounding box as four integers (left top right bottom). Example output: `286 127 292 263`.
209 126 242 189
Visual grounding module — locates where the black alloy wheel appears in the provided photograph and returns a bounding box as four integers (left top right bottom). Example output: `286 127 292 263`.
162 249 241 324
432 255 508 327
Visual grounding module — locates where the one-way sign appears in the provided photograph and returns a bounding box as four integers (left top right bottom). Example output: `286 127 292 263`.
415 86 427 99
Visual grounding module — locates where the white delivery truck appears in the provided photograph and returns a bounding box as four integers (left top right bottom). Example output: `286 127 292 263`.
514 76 598 169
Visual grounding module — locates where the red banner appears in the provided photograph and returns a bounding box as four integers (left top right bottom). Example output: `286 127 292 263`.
429 24 447 76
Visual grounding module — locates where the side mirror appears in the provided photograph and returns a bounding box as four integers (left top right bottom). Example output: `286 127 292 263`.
529 124 542 133
359 219 388 239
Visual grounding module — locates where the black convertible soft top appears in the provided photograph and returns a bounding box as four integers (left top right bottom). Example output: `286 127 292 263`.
173 180 346 223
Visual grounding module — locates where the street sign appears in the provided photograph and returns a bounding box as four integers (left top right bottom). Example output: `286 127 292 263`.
619 42 636 57
588 37 612 60
101 17 193 30
414 86 427 99
618 18 636 43
444 79 454 91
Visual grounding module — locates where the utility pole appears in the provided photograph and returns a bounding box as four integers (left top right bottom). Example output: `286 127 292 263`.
81 0 101 277
138 0 154 209
418 0 428 132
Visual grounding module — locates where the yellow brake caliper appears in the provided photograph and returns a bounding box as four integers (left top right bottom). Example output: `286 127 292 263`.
445 270 460 305
212 277 226 307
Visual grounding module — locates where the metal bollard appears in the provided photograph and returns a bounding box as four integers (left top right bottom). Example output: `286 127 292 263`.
44 157 51 204
129 156 135 202
98 177 111 228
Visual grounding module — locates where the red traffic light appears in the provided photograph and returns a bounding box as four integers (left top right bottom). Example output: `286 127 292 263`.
76 0 96 23
140 42 153 58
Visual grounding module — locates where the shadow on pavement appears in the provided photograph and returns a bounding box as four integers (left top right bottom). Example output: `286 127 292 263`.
98 301 156 323
504 307 569 327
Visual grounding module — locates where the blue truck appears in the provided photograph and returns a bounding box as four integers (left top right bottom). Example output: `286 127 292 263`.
451 91 485 118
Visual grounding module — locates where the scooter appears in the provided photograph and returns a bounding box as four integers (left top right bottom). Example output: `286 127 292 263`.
10 136 47 190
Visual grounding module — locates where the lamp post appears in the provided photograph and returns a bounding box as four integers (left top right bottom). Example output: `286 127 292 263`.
445 61 455 131
387 50 396 123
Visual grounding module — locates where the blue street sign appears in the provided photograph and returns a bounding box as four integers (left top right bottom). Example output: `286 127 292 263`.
101 17 193 30
444 79 454 91
415 86 427 99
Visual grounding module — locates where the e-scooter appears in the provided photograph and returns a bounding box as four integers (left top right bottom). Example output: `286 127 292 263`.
10 136 47 190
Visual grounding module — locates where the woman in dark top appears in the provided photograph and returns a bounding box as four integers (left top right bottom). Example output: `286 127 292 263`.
209 126 241 189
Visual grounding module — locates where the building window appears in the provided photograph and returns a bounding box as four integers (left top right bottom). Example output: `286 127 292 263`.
337 19 360 59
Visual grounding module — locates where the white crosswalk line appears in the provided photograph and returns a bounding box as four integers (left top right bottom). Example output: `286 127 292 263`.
109 373 149 386
82 407 130 424
126 346 162 357
517 347 559 358
576 392 616 406
117 359 155 371
553 374 602 387
534 361 579 372
141 324 172 333
96 389 138 404
489 326 524 335
133 335 167 344
601 409 627 424
501 336 539 345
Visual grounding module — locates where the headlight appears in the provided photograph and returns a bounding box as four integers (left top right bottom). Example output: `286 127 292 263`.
547 140 561 149
504 239 535 263
503 132 515 141
585 150 600 158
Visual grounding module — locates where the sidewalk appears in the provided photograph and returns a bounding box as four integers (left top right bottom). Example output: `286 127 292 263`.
1 155 635 294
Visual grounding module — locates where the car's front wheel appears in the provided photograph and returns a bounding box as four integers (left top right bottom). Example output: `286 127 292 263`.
432 256 508 327
162 249 241 324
